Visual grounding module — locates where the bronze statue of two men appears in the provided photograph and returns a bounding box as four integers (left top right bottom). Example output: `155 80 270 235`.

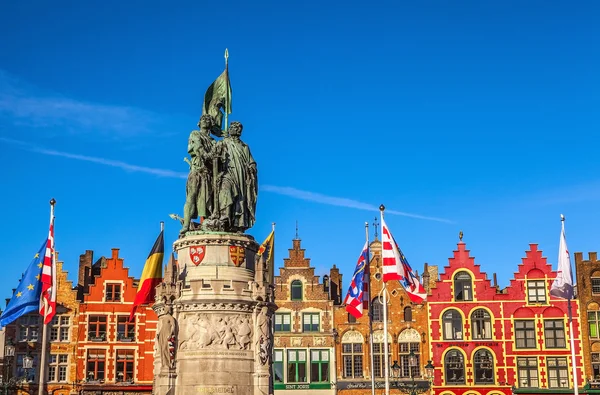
181 115 257 235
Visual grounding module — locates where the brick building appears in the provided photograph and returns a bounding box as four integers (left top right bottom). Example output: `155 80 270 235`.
428 238 584 395
75 248 156 394
273 237 342 394
575 251 600 385
333 239 431 394
2 256 80 395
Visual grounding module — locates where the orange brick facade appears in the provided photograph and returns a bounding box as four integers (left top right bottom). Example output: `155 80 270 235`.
2 256 80 395
75 248 156 394
333 239 431 395
575 251 600 384
273 238 341 394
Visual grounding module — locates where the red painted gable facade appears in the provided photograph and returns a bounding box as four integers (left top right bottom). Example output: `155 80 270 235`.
428 241 583 395
75 248 156 394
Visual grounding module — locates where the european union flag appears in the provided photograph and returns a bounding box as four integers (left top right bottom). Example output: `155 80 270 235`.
0 240 47 327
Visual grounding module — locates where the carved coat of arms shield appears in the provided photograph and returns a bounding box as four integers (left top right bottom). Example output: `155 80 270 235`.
229 246 245 267
189 246 206 266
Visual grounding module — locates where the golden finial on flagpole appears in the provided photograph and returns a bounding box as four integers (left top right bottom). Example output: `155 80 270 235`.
459 230 463 241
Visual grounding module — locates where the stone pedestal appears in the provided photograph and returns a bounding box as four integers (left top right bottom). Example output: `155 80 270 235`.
154 232 275 395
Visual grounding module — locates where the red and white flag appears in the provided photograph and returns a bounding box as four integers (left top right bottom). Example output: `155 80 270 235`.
39 216 57 324
381 217 402 282
381 216 427 302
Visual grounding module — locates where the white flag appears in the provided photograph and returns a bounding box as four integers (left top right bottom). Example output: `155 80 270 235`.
550 217 574 300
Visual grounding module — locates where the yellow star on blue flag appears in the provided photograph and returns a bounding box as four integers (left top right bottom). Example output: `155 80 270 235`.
0 240 47 327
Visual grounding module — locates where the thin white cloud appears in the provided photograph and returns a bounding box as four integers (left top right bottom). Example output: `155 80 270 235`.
1 137 453 223
0 137 187 179
0 69 162 137
260 185 454 223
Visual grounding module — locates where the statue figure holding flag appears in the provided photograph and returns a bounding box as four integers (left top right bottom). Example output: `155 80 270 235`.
178 49 258 234
159 50 274 395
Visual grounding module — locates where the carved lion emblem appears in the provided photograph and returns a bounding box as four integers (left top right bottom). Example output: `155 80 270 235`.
189 246 206 266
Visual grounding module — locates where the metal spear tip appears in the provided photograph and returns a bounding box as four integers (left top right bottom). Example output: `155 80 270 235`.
379 204 385 212
50 198 56 206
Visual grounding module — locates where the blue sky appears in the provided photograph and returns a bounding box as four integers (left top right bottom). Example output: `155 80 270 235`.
1 1 599 299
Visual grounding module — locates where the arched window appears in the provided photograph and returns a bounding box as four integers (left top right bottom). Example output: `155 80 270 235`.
291 280 303 301
398 329 421 378
341 331 364 378
454 271 473 301
474 349 494 384
471 309 492 340
372 331 391 378
372 298 384 322
443 310 463 340
444 349 465 384
404 306 412 322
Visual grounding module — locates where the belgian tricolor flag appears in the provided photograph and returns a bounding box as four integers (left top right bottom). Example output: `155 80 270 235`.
129 230 164 321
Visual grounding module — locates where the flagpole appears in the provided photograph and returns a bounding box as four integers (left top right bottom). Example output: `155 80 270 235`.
38 198 55 395
380 205 390 395
224 48 229 133
365 221 375 395
270 222 276 301
562 216 579 395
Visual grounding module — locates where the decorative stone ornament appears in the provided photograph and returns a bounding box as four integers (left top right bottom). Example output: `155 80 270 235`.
189 245 206 266
229 245 245 267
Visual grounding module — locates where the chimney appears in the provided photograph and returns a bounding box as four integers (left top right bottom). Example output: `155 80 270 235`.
422 263 431 293
77 250 94 301
493 273 498 288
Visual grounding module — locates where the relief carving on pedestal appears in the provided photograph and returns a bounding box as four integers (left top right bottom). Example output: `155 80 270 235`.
179 313 252 351
256 306 272 366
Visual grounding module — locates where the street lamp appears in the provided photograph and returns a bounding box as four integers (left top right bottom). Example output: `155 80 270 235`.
424 360 435 381
393 359 435 395
22 353 33 383
2 339 16 395
4 339 15 359
391 360 401 386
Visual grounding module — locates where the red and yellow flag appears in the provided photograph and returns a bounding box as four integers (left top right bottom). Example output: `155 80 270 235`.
130 230 164 321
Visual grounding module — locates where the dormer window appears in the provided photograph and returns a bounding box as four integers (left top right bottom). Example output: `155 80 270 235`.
105 283 121 302
291 280 303 301
527 280 547 304
454 272 473 301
